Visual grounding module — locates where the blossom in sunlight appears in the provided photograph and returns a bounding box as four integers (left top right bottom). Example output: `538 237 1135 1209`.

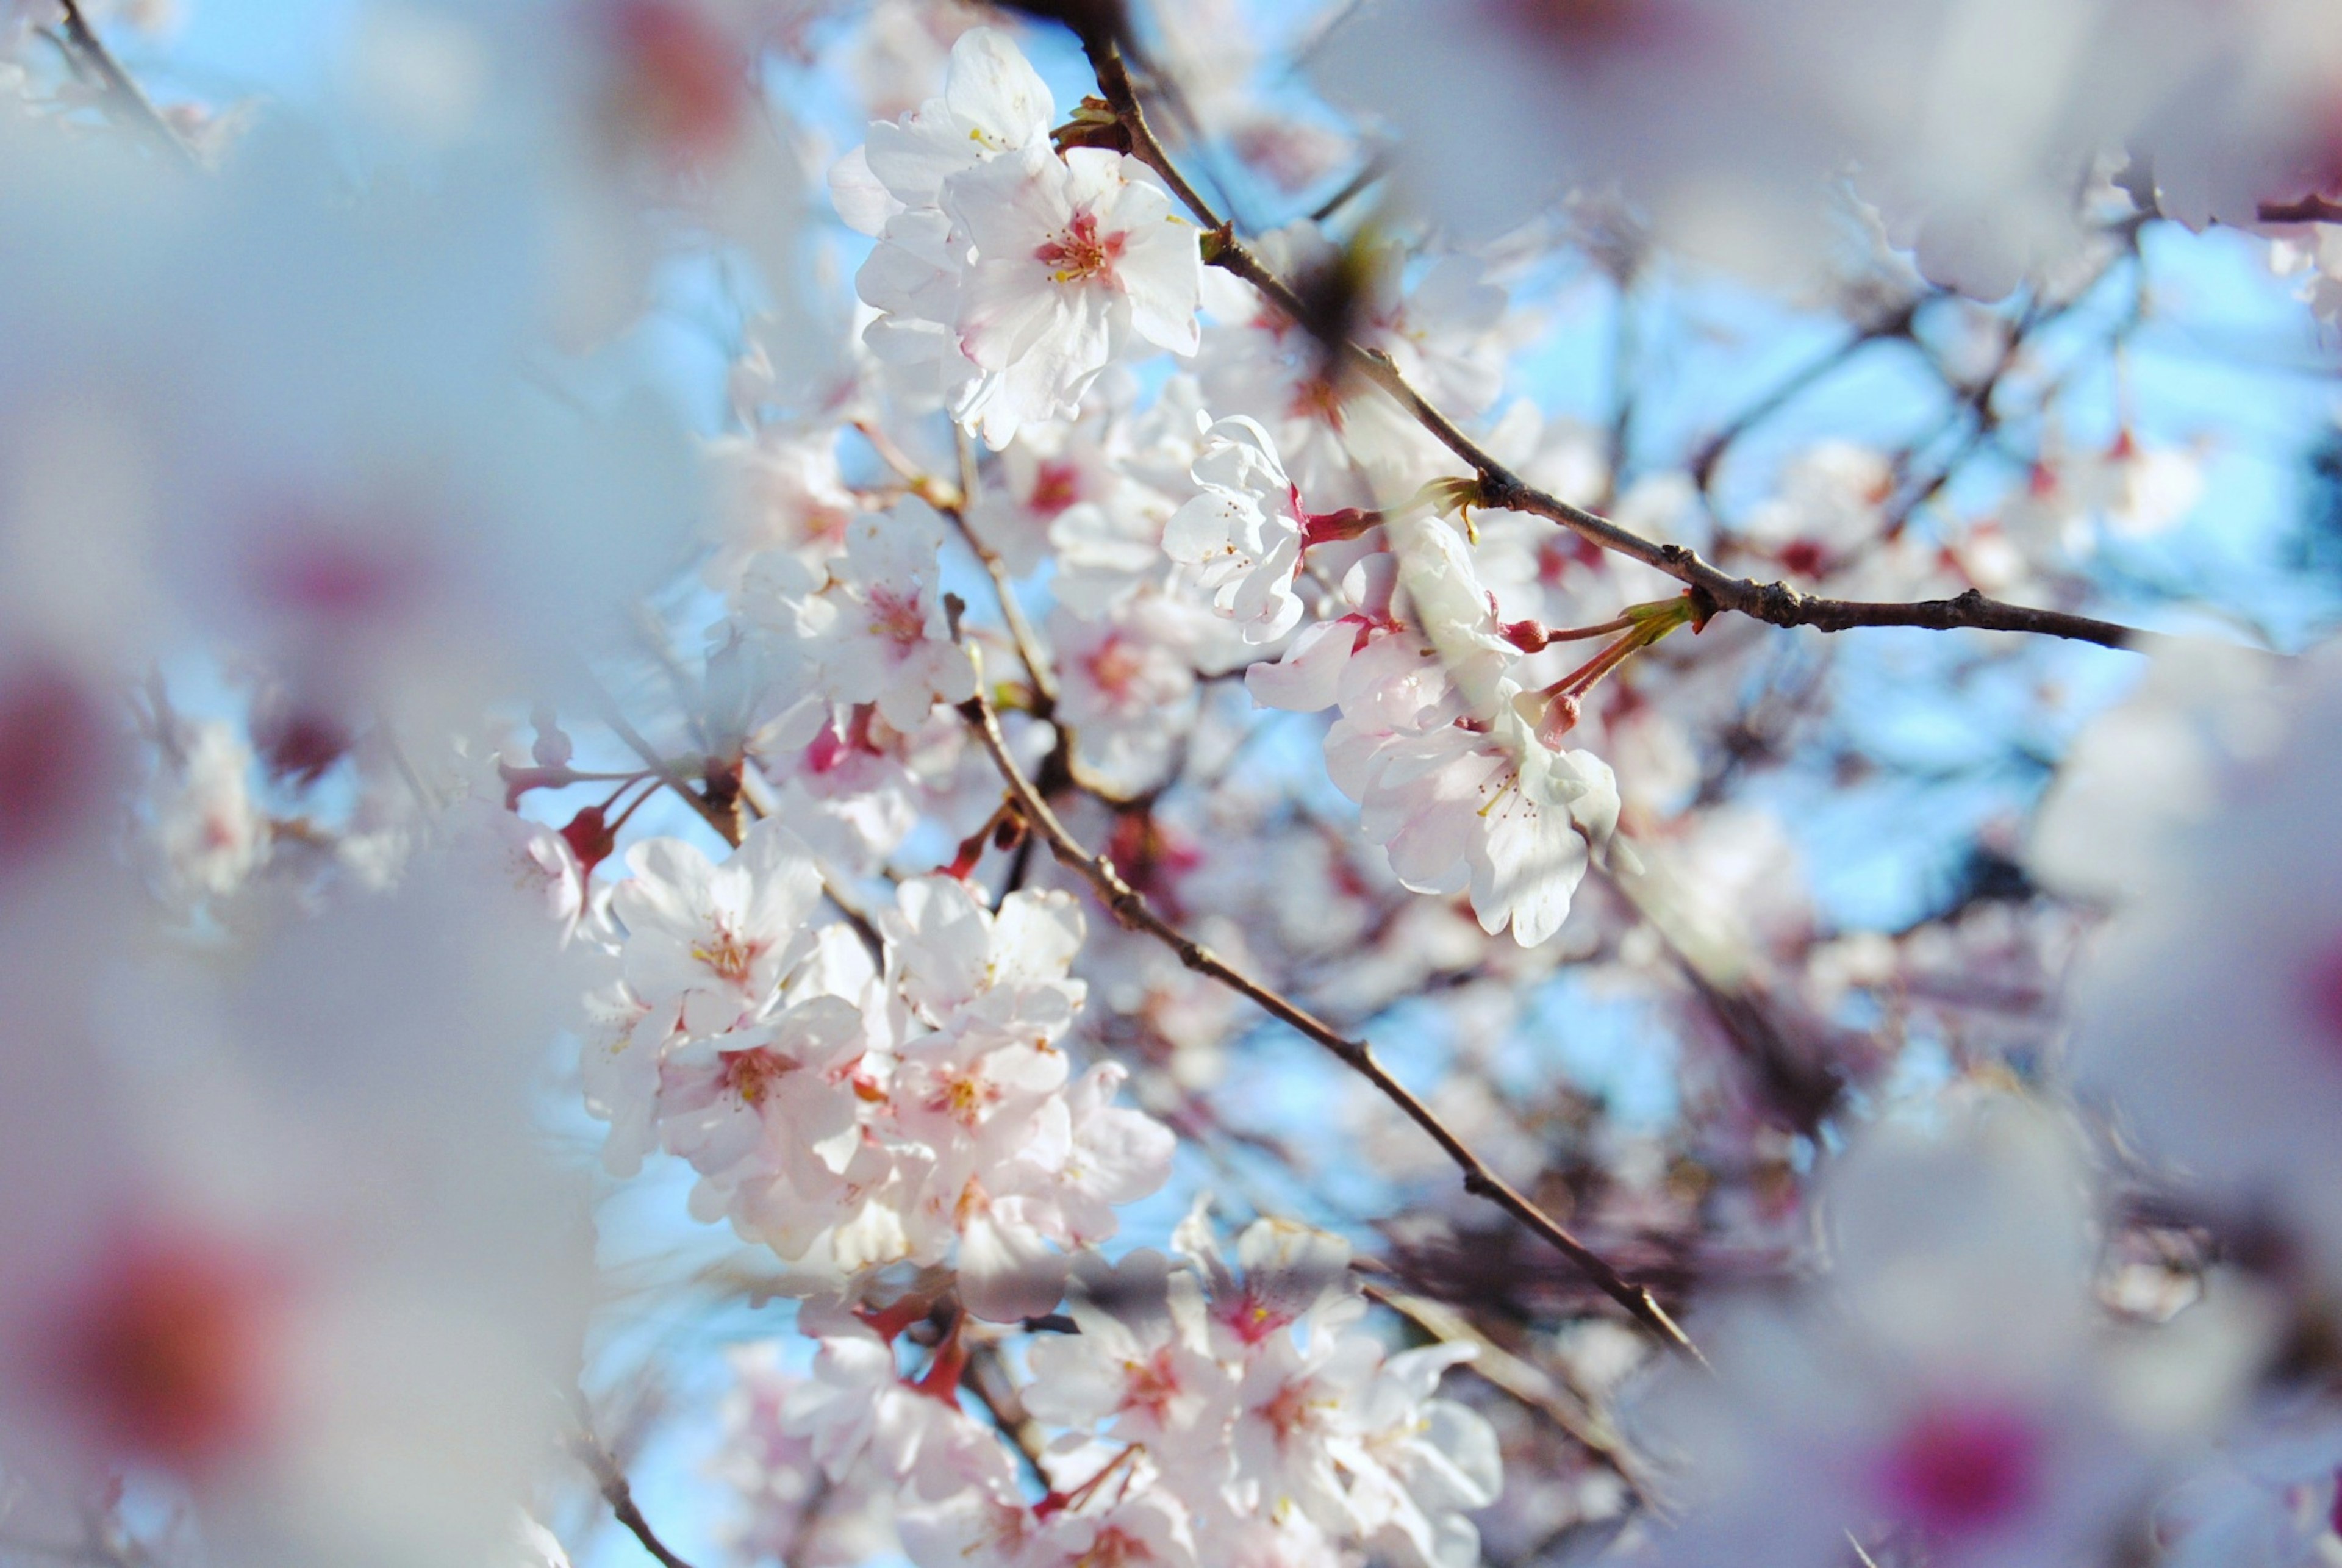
1163 414 1311 643
145 719 270 909
1048 595 1207 793
27 4 2342 1568
762 1210 1494 1568
1245 520 1627 945
611 818 826 1037
943 143 1203 448
842 25 1201 447
789 501 978 732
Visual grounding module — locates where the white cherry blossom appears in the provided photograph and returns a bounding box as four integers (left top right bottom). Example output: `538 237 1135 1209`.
1163 414 1311 643
945 144 1203 448
790 501 978 732
611 818 826 1037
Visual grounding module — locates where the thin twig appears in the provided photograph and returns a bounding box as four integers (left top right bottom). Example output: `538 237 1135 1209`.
1307 156 1386 224
953 425 1059 706
570 1419 700 1568
963 1339 1052 1491
954 653 1703 1361
858 419 1060 704
1087 41 2163 657
1689 304 1919 490
583 672 743 848
590 671 891 962
2258 194 2342 225
56 1 199 168
1363 1281 1658 1503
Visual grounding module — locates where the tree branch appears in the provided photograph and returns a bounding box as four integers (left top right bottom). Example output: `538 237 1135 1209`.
2258 194 2342 225
570 1421 700 1568
954 653 1704 1362
1088 41 2163 657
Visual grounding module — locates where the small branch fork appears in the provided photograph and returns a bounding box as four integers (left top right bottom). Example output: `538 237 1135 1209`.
1086 43 2161 657
954 654 1704 1362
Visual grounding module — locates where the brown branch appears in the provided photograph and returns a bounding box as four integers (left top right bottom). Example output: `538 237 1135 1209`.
1087 41 2162 657
2258 194 2342 225
953 653 1703 1362
570 1422 700 1568
962 1339 1052 1490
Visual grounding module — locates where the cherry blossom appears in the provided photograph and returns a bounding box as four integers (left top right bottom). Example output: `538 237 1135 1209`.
843 26 1203 445
1163 415 1311 644
2063 653 2342 1295
944 143 1203 448
611 818 826 1037
1633 1100 2211 1568
787 501 978 731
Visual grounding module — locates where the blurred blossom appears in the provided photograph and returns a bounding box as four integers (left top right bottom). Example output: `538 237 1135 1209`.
0 829 591 1568
1632 1098 2243 1568
2065 650 2342 1297
1314 0 2342 295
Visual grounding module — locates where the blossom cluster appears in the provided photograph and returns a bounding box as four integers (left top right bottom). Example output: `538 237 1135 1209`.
740 1212 1498 1568
584 818 1175 1320
838 27 1203 448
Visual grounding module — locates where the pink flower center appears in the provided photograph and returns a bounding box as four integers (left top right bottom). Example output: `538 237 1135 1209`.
1028 459 1084 517
804 503 853 549
1084 635 1148 703
1036 211 1126 285
1120 1346 1184 1423
1259 1377 1327 1450
692 923 762 984
1216 1288 1295 1347
1494 0 1650 51
933 1070 1001 1128
606 0 746 169
247 517 426 630
1075 1525 1149 1568
1877 1400 2041 1540
866 585 929 645
1288 373 1346 429
721 1046 798 1106
0 660 101 870
59 1229 287 1472
2301 938 2342 1047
